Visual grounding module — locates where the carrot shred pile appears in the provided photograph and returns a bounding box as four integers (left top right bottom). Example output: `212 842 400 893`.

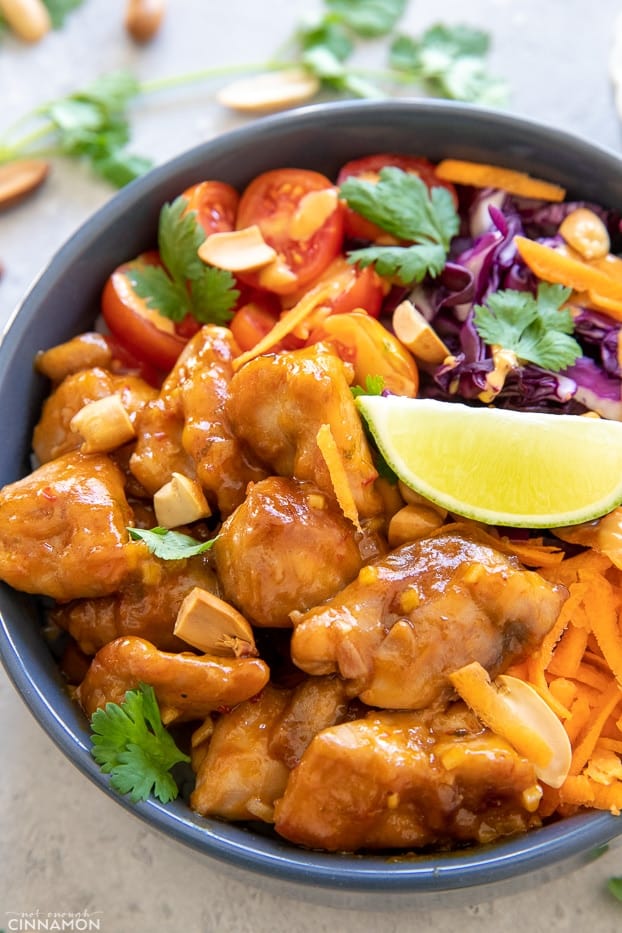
505 548 622 818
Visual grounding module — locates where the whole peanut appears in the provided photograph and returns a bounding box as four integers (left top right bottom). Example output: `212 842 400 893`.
124 0 165 43
0 0 51 42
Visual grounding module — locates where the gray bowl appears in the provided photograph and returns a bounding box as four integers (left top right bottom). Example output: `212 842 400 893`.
1 99 622 906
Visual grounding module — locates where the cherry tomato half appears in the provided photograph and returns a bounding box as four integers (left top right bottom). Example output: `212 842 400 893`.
229 289 281 352
281 255 388 324
181 180 239 236
235 168 344 296
337 153 458 243
101 252 188 371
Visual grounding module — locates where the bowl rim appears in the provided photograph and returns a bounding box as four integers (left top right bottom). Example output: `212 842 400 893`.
2 97 622 896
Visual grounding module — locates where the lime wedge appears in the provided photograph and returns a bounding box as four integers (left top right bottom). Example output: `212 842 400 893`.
356 396 622 528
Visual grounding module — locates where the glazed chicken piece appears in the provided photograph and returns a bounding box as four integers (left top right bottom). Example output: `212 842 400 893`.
191 676 350 821
213 476 365 627
32 367 158 464
76 635 270 724
191 684 292 822
268 674 350 769
0 451 144 600
130 325 266 516
129 398 196 496
226 343 383 519
35 332 113 383
274 704 542 852
291 532 565 709
51 552 219 655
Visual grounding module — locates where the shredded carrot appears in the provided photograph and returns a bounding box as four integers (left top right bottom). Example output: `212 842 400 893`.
315 423 361 532
549 677 577 710
434 159 566 202
514 236 622 305
548 624 589 678
563 693 594 745
588 579 622 688
569 680 622 775
232 279 339 370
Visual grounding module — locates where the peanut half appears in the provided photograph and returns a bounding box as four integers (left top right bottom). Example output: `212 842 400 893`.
0 159 49 209
0 0 51 42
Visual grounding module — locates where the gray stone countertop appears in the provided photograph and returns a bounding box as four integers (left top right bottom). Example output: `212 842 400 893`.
1 1 622 930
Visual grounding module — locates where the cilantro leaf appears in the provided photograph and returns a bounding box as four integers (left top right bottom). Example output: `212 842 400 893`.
123 195 239 327
608 876 622 903
347 242 447 284
389 24 508 105
351 374 385 397
190 269 239 325
37 70 149 186
340 167 459 283
128 526 218 560
297 17 354 62
159 197 206 284
43 0 85 28
325 0 407 38
340 167 459 247
126 264 192 322
473 284 583 372
302 46 384 98
90 683 190 804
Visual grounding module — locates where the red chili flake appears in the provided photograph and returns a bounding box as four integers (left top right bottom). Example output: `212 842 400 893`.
41 486 57 501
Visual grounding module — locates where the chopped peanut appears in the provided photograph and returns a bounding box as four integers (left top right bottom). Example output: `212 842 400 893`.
174 587 258 658
216 68 320 113
559 208 610 261
392 300 450 364
397 481 448 518
69 395 135 453
388 504 446 547
198 225 277 272
153 472 211 528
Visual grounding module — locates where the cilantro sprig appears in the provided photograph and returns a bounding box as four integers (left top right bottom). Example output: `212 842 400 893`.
473 283 583 372
351 373 386 398
90 683 190 804
340 166 460 284
389 23 508 105
608 876 622 903
0 2 505 188
128 526 218 560
124 197 239 326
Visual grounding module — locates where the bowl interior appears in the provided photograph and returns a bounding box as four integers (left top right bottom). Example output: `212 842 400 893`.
1 99 622 900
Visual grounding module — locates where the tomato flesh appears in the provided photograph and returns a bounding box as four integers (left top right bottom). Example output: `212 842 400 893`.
181 180 239 236
235 168 344 296
337 153 458 243
101 253 187 371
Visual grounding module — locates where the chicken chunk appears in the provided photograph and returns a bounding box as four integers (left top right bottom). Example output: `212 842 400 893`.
76 635 270 724
213 477 364 627
35 332 113 383
129 398 195 496
191 684 292 822
291 532 565 708
190 676 351 821
0 452 143 600
226 343 383 519
32 367 157 464
130 326 266 516
273 705 542 851
51 552 219 655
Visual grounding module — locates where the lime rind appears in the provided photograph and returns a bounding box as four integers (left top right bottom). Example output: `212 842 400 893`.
356 395 622 529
